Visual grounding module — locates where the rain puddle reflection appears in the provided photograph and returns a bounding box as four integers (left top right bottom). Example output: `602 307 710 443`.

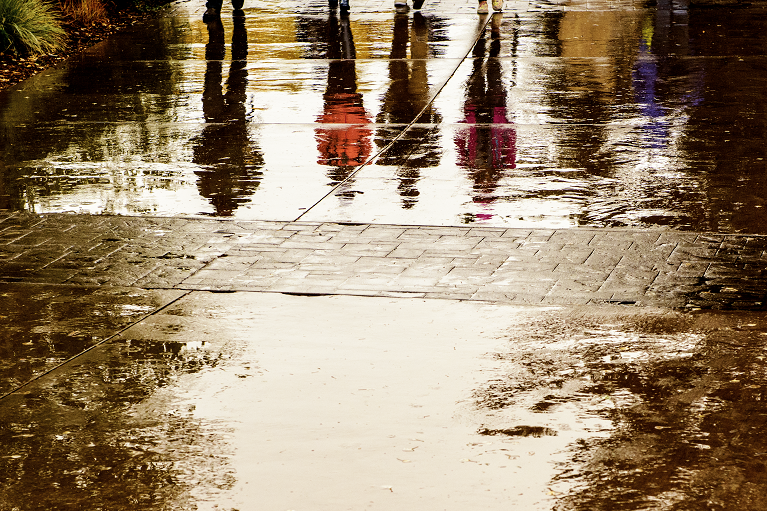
476 307 767 509
2 3 767 231
1 293 766 508
0 285 183 396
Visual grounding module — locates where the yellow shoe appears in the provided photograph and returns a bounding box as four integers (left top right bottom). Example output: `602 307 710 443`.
477 0 488 13
492 0 503 10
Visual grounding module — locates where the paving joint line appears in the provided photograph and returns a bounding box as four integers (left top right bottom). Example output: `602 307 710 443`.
0 289 194 402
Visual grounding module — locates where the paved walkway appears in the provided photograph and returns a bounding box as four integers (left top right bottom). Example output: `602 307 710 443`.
2 212 765 309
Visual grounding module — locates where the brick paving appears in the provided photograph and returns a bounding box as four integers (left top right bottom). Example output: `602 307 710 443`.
2 212 765 309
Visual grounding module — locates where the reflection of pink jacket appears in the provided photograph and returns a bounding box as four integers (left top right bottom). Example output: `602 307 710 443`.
316 93 372 168
455 105 516 171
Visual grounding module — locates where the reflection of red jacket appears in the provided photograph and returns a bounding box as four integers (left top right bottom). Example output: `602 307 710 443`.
455 106 516 171
316 93 372 168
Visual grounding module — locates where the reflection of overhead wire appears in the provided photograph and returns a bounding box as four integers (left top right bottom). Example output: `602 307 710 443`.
295 14 493 221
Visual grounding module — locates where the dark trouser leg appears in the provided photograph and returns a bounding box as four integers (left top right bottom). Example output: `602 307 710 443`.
203 0 222 20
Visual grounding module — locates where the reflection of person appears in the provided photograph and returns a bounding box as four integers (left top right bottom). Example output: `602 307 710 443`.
192 13 264 216
204 0 243 21
375 12 442 209
328 0 350 14
477 0 502 14
455 13 516 214
314 12 372 199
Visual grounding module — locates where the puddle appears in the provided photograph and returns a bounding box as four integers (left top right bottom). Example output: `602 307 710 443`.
2 293 766 509
1 4 767 232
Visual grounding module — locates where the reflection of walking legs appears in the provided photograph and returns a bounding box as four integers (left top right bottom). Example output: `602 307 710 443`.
375 12 441 208
193 13 264 216
316 12 371 186
204 0 243 21
477 0 502 13
456 11 516 202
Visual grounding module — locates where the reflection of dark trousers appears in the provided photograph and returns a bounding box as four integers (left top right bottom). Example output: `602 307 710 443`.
207 0 243 9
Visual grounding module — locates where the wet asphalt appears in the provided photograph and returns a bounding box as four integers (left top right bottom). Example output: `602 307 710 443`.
2 0 767 508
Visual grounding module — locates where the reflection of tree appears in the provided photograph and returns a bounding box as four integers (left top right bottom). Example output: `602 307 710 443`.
375 12 442 209
0 288 175 396
0 18 190 211
192 14 264 216
0 336 233 509
471 310 767 510
675 9 767 234
553 319 767 510
455 14 517 220
314 12 372 201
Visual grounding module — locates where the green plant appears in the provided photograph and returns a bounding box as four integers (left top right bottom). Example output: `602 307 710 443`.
0 0 66 55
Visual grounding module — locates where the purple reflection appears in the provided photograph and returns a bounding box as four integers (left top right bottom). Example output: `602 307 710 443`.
455 15 516 219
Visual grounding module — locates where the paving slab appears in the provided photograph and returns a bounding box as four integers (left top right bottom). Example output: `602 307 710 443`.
1 213 766 309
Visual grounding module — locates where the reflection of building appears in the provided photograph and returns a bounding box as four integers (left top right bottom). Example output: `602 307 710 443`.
375 12 442 209
455 14 516 220
314 13 372 201
192 14 264 216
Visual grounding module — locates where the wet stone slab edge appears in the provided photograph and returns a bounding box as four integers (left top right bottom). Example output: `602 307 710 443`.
0 212 766 310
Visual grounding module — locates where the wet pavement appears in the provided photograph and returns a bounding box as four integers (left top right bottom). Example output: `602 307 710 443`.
2 293 767 510
2 0 767 508
2 212 767 309
3 0 767 231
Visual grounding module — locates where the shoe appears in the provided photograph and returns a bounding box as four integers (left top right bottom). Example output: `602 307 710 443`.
202 7 219 20
340 0 349 11
477 0 488 13
491 0 503 10
394 0 409 12
232 0 243 8
412 0 424 8
329 0 338 7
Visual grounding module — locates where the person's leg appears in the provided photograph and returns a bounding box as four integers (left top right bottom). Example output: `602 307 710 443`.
203 0 223 20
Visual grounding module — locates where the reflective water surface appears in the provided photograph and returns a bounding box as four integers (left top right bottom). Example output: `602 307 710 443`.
2 291 767 509
0 286 184 396
2 1 767 232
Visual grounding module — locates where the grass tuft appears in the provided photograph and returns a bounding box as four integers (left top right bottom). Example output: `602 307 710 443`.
0 0 66 55
61 0 108 25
